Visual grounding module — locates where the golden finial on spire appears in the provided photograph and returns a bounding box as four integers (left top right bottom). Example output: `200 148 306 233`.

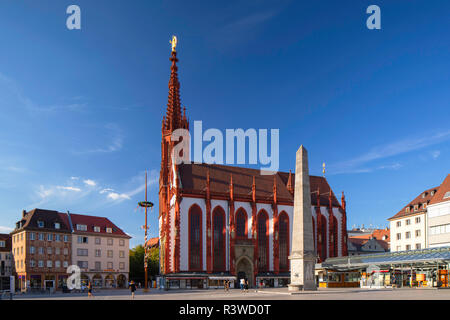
170 35 178 52
322 162 326 177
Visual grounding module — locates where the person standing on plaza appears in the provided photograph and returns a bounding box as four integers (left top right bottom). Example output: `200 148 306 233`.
87 281 93 298
129 280 137 299
244 279 249 293
240 278 245 292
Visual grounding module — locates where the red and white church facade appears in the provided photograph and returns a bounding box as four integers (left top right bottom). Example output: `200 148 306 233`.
158 47 348 289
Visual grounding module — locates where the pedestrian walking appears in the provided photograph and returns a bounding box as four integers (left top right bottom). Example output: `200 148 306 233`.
87 281 93 298
244 280 249 293
240 278 245 291
129 280 137 299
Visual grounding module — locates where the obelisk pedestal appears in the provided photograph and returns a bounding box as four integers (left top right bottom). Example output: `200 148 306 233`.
288 145 317 291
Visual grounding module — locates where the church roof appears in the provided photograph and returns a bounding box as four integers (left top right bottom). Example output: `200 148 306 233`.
177 163 342 207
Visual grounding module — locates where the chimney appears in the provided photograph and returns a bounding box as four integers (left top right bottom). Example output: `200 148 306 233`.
22 210 27 218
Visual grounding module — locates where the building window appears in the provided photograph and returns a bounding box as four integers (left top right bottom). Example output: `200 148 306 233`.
107 250 113 258
47 247 52 254
406 232 411 239
235 208 248 238
95 238 101 245
119 239 125 246
64 235 69 242
37 221 44 228
54 223 60 229
406 245 411 250
212 206 226 272
30 260 35 267
63 261 68 268
396 221 401 227
279 211 289 271
38 247 44 254
406 219 411 226
39 233 44 241
0 241 5 248
405 207 410 213
416 217 421 224
415 230 421 237
30 233 35 240
47 234 53 241
47 261 52 268
423 203 427 209
396 233 401 240
414 205 419 211
107 238 113 246
77 261 88 269
94 226 100 232
119 262 125 270
107 262 113 269
95 249 101 257
257 210 269 272
188 204 202 271
106 227 112 233
38 260 44 268
77 248 88 256
416 243 421 250
30 246 35 254
119 251 125 258
76 224 87 231
55 261 61 268
63 248 68 255
55 247 60 255
77 236 88 244
95 261 101 270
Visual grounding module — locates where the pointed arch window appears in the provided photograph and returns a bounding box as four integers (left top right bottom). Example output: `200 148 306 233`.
257 210 269 272
189 204 202 271
235 208 248 239
213 206 226 272
278 212 289 271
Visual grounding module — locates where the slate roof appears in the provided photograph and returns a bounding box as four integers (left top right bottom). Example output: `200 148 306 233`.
0 233 12 252
177 163 342 207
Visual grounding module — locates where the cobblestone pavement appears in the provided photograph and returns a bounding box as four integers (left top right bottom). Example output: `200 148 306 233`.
9 287 450 300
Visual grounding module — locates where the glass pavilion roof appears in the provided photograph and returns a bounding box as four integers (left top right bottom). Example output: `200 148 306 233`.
318 246 450 269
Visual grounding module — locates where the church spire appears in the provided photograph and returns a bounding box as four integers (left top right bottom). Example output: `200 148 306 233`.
164 36 188 133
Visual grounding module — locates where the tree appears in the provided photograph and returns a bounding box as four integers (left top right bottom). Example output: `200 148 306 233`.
129 245 160 284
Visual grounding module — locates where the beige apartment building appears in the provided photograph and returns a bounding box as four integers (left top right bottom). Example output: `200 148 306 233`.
388 187 438 252
67 212 131 288
11 209 73 291
428 174 450 248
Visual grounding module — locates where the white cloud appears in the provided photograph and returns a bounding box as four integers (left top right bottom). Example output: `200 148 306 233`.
107 192 131 201
329 130 450 174
431 150 441 159
70 177 79 180
0 225 13 233
100 188 114 194
57 186 82 192
83 179 96 187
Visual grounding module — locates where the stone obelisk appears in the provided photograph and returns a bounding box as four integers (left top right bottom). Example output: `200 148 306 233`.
288 145 317 291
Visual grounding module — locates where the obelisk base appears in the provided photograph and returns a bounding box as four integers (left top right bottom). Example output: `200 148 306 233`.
288 252 317 291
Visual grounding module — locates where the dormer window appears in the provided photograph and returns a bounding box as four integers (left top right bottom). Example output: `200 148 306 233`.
431 190 435 196
422 203 427 209
76 224 87 231
444 191 450 200
422 193 426 198
414 205 419 211
54 222 60 229
106 227 112 233
405 207 410 213
37 221 44 228
94 226 100 233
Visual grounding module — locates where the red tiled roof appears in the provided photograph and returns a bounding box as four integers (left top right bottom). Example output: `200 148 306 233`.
178 163 342 207
429 174 450 206
145 237 159 248
0 233 12 252
348 236 389 251
388 186 440 220
68 213 131 238
351 229 390 244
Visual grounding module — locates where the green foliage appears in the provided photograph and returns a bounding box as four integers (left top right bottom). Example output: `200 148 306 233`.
129 245 160 283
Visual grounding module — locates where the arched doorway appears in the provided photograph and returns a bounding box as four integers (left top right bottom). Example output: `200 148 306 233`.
80 274 90 287
92 274 102 288
117 274 127 288
105 274 115 288
235 257 254 288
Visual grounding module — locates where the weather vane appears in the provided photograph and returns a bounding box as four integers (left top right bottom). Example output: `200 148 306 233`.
322 162 326 177
170 35 178 52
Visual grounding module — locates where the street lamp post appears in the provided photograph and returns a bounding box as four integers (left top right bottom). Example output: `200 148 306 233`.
138 170 154 292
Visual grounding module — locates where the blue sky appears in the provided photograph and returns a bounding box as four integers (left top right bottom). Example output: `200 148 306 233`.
0 0 449 247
